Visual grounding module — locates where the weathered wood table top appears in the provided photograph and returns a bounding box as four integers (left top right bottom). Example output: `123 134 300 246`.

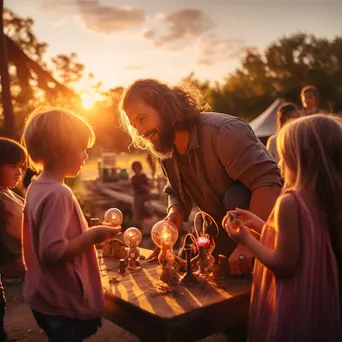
99 248 251 342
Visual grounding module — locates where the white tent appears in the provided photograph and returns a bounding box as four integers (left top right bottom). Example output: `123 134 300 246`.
249 98 285 139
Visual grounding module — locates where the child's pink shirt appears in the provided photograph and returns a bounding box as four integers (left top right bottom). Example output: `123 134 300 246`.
23 178 104 320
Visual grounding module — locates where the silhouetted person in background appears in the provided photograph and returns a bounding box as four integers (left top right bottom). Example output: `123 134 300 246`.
267 102 301 162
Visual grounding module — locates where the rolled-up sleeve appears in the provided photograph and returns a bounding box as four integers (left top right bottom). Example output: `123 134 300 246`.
160 163 188 214
164 179 183 212
215 119 282 191
38 190 73 265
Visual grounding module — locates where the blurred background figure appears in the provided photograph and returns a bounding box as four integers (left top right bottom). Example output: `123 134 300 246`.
131 161 150 224
300 85 326 116
146 153 157 181
266 102 301 162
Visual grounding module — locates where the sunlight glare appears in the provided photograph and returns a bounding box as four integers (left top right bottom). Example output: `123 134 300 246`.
81 93 94 109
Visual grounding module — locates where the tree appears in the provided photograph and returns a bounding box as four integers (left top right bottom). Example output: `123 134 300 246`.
207 33 342 119
1 8 87 136
3 8 47 64
51 53 85 86
0 1 15 137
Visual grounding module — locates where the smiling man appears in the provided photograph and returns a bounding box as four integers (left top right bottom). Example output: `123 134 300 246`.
119 79 282 275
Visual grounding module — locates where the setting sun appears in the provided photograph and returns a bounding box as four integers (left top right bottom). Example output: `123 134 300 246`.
81 93 103 109
81 93 95 109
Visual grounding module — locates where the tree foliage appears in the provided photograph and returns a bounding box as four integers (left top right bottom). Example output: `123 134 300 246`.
51 53 85 86
1 7 341 148
3 8 47 64
188 33 342 121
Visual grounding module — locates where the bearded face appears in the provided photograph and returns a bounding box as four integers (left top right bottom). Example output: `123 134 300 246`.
125 100 175 160
142 120 175 159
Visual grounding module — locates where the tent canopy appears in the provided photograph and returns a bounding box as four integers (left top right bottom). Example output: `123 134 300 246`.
249 98 285 138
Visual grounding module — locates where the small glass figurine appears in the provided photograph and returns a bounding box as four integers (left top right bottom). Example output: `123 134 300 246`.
104 208 123 227
194 212 219 279
197 234 216 278
123 227 142 270
151 220 179 285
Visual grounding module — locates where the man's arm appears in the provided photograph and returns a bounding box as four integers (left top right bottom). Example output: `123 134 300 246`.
165 204 185 231
249 185 282 228
164 180 186 230
146 182 185 260
215 118 282 275
215 118 282 207
161 163 188 229
164 179 183 213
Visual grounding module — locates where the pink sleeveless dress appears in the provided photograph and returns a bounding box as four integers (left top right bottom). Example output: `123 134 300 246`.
248 190 341 342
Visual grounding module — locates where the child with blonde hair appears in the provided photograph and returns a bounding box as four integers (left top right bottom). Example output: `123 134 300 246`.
223 114 342 341
0 138 27 341
21 107 121 342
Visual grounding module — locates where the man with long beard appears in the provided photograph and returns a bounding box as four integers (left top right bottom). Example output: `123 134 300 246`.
119 79 282 276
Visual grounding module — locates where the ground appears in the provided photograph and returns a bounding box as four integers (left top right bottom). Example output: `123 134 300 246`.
3 279 228 342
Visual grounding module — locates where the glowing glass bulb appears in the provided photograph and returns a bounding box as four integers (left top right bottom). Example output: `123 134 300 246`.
123 227 143 270
123 227 142 247
151 221 178 249
104 208 123 227
197 236 210 246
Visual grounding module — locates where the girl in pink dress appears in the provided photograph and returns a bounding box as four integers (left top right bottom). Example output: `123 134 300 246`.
223 114 342 342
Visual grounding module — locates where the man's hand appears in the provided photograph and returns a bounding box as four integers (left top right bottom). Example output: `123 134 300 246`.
228 244 254 276
164 204 184 230
146 245 160 261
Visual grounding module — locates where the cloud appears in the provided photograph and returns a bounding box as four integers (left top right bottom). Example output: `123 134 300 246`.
142 29 156 40
52 16 70 27
144 9 214 49
125 65 145 70
41 0 74 13
76 0 147 33
197 34 246 66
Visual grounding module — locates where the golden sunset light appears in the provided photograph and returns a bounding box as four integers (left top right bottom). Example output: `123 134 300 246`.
81 93 95 109
1 1 342 341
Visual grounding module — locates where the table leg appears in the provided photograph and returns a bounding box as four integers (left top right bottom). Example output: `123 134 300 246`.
225 323 247 342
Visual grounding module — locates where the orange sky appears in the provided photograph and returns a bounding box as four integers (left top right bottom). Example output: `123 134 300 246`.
6 0 342 91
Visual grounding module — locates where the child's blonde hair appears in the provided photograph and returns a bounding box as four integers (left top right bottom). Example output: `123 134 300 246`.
22 106 95 171
277 113 342 251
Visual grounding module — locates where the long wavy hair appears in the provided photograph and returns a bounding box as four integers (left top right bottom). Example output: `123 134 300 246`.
119 79 210 152
277 114 342 260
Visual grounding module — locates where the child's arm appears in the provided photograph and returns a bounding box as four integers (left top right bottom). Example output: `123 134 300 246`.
37 189 120 266
143 174 151 191
226 193 301 277
58 225 121 263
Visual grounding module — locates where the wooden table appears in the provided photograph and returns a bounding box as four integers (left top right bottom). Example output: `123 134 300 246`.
99 249 251 342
